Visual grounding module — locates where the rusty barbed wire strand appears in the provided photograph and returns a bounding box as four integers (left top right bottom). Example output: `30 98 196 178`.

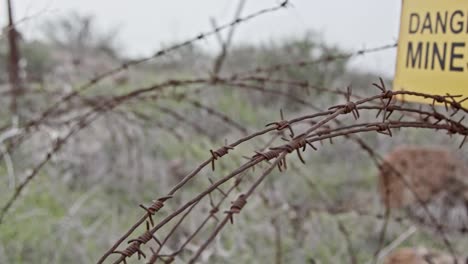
231 43 397 78
3 60 461 196
2 72 324 166
188 152 286 264
82 70 457 264
0 2 290 162
8 65 462 168
0 79 209 165
1 91 204 227
109 158 260 264
189 120 464 263
298 110 465 256
97 84 348 263
141 201 200 264
2 69 466 264
237 76 347 96
0 41 396 136
103 87 467 263
219 77 466 141
97 134 276 263
89 86 250 138
147 175 245 263
113 127 319 263
10 1 290 137
233 75 468 115
81 114 460 264
0 79 214 224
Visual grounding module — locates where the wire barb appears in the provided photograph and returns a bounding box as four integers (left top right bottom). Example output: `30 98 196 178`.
139 196 173 227
224 194 247 224
210 145 235 171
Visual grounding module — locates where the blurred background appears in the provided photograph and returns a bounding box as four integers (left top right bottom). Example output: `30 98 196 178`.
0 1 466 263
1 0 400 76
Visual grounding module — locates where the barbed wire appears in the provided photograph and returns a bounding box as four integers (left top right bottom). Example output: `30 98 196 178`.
0 1 290 138
2 80 467 261
1 2 465 263
230 43 397 78
2 71 466 228
96 85 467 264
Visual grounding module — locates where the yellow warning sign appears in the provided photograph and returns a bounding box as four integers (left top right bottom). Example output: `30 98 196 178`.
393 0 468 107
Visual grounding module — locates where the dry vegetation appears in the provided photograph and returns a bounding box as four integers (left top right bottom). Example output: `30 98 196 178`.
0 1 467 264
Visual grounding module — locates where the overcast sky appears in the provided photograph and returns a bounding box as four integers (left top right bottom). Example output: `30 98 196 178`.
5 0 402 77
